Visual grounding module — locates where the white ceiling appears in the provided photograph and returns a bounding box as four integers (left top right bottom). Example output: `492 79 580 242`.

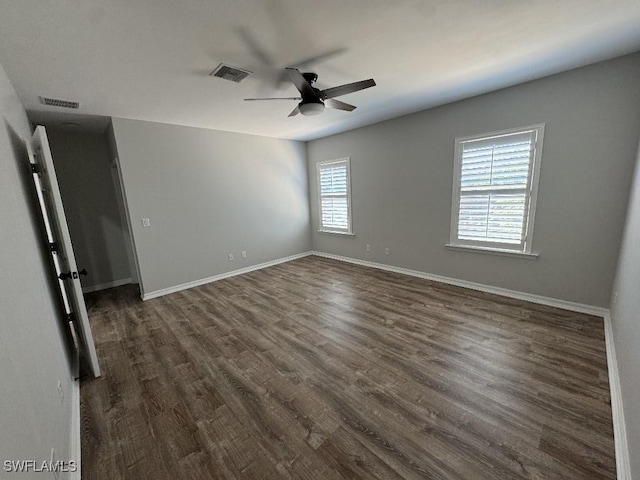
1 0 640 140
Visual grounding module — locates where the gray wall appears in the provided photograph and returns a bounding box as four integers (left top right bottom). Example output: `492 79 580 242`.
111 118 310 295
0 63 76 471
307 53 640 307
610 138 640 479
46 128 132 290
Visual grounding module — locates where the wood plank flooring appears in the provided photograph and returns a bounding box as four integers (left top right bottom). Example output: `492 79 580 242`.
81 255 616 479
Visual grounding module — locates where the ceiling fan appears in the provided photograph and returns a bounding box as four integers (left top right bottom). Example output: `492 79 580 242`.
244 68 376 117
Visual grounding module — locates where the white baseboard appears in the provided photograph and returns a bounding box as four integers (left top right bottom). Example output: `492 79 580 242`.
604 312 631 480
82 277 131 294
69 377 81 480
141 252 312 300
310 251 608 317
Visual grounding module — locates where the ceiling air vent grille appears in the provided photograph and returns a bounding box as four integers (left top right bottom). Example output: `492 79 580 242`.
39 96 80 109
210 63 252 83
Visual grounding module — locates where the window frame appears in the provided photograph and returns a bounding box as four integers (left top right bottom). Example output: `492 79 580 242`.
317 157 353 235
448 124 545 255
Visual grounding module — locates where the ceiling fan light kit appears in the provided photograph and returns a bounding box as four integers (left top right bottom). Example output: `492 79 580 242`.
299 101 325 116
244 68 376 117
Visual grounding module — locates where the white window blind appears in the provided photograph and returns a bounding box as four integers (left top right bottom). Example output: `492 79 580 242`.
450 125 544 252
318 158 352 233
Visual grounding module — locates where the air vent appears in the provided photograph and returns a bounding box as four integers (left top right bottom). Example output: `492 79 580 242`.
209 63 252 83
39 96 80 109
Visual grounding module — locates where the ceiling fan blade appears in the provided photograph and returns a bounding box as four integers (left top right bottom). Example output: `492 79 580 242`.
276 48 347 89
288 106 300 117
290 48 347 71
285 68 316 98
325 99 356 112
244 97 301 101
321 79 376 99
236 27 277 67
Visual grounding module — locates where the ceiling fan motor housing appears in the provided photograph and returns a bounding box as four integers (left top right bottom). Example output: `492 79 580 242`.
298 79 325 116
302 72 318 84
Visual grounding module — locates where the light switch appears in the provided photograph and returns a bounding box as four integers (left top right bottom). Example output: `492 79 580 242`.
142 218 151 227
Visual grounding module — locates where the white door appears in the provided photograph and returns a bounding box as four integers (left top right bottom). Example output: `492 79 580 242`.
28 125 101 377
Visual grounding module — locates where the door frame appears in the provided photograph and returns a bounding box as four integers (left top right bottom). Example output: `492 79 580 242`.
111 156 144 296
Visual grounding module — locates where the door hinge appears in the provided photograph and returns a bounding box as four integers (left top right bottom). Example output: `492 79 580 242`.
30 163 40 174
49 242 58 252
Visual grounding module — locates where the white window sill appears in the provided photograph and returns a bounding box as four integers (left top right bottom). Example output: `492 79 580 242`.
446 243 538 259
318 230 355 237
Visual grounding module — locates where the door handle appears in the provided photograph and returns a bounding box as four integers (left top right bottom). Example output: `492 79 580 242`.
58 269 88 280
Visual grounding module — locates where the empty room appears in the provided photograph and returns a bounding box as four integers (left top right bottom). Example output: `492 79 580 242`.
1 1 640 479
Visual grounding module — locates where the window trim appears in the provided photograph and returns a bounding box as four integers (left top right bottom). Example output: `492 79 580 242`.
449 124 545 254
317 157 353 235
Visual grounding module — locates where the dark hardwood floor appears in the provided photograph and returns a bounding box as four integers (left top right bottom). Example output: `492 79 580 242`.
81 255 616 479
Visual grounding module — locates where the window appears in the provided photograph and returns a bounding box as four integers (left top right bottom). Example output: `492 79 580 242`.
449 124 544 254
318 157 352 234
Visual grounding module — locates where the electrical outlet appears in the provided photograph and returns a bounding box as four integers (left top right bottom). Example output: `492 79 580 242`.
241 251 247 259
228 254 234 261
613 292 618 305
57 380 64 405
366 244 371 252
384 247 390 255
141 218 151 228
